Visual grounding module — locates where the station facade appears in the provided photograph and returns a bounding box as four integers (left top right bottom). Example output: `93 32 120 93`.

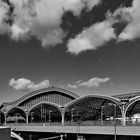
0 86 140 126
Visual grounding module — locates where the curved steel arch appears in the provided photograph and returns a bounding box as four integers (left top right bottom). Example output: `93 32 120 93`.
64 94 121 113
6 106 26 115
0 110 4 114
5 87 79 107
130 95 140 102
28 101 62 114
125 97 140 115
0 110 5 117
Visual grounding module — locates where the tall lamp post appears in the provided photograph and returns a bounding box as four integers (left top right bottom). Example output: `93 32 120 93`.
71 108 75 122
30 112 34 123
108 103 117 140
49 110 52 125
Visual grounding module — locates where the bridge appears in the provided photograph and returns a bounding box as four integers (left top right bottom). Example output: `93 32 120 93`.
4 122 140 136
1 86 140 139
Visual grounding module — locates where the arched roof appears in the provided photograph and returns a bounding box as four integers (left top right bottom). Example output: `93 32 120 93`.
125 96 140 115
4 86 79 106
28 101 62 113
6 106 26 115
64 94 121 112
113 92 140 101
130 95 140 102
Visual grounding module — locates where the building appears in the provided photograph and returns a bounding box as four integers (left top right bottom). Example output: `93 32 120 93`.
0 86 140 126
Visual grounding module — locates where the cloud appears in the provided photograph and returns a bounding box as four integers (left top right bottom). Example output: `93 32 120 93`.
79 77 110 87
67 0 140 54
67 19 116 55
116 0 140 41
0 1 9 32
67 77 110 88
9 78 50 91
0 1 7 24
0 0 101 47
67 84 78 89
3 0 139 54
85 0 101 11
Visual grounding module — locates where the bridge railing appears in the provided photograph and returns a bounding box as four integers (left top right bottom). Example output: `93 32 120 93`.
4 120 122 126
65 120 122 126
4 122 62 126
4 120 140 127
125 120 140 126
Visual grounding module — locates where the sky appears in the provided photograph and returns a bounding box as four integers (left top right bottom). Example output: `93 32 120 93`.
0 0 140 103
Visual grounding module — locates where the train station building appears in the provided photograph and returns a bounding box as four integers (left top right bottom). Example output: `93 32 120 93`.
0 86 140 126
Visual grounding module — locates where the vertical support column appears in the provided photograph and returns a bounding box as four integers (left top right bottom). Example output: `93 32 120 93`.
122 111 126 126
61 107 65 126
4 112 7 124
121 102 126 126
26 110 29 123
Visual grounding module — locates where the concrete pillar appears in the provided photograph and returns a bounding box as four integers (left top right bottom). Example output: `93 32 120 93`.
61 109 65 126
4 113 7 124
26 111 29 123
121 103 126 126
122 111 126 126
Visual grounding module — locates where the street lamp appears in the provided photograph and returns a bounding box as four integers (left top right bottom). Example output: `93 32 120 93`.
15 113 18 123
108 103 117 140
30 112 34 123
71 108 75 122
41 104 43 122
49 110 52 125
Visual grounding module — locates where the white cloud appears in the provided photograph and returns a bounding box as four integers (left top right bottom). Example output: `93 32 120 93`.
79 77 110 87
67 0 140 55
117 0 140 41
67 37 93 55
0 1 9 31
67 20 116 54
0 0 101 47
67 77 110 88
67 84 78 89
2 0 140 54
64 0 101 15
11 24 30 41
9 78 50 91
88 0 101 10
